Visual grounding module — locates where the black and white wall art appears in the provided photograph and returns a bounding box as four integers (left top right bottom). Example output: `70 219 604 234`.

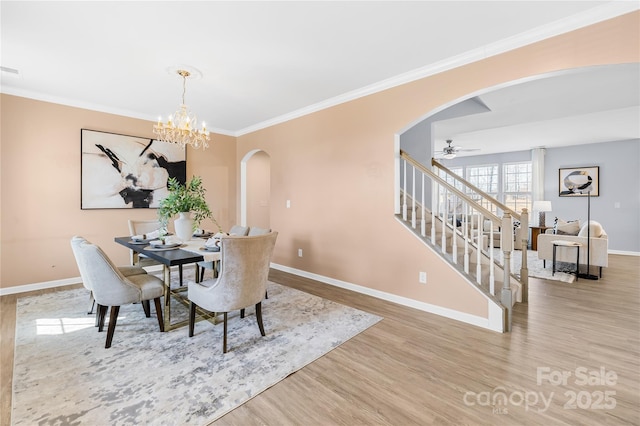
81 129 186 209
558 166 599 197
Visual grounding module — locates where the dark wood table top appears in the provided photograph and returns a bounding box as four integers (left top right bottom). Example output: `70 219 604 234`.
114 236 204 267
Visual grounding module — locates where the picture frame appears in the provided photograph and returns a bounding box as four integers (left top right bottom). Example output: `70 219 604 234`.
558 166 599 197
81 129 186 209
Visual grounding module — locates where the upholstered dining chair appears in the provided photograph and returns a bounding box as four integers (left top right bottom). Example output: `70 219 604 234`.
128 219 183 286
85 264 149 315
188 231 278 353
70 236 165 348
196 224 249 282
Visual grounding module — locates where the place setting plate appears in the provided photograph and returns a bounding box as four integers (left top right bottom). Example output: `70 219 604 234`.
146 243 183 251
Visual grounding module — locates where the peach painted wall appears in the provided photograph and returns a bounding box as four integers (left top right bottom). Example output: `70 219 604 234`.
236 12 640 317
1 11 638 321
0 95 236 288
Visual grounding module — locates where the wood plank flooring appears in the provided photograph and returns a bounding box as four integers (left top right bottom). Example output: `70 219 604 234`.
2 254 639 425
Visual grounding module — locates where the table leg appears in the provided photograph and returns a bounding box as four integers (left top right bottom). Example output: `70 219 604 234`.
163 265 171 331
552 244 556 276
576 246 580 281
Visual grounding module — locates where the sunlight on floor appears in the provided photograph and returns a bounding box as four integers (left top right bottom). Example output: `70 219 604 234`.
36 317 109 335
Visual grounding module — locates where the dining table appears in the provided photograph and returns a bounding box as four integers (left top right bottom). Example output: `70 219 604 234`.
114 235 221 331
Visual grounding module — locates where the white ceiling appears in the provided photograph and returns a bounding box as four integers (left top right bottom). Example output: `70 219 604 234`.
2 1 639 149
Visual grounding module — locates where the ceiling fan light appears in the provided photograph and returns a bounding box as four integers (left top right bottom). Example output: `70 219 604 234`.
443 152 456 159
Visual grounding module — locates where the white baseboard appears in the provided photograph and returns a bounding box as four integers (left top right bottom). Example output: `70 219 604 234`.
270 263 501 332
0 276 82 296
609 250 640 256
2 262 500 332
0 265 165 297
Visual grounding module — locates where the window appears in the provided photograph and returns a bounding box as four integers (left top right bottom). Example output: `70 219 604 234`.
466 164 499 214
503 162 532 213
438 167 464 215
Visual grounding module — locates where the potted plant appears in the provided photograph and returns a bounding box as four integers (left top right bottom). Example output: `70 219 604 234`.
158 175 221 241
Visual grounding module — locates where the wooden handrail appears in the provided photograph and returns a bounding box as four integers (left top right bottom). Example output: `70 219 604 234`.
400 150 501 224
431 158 522 221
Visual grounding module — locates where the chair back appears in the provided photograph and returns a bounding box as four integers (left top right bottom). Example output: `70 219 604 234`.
128 219 161 236
248 226 271 236
70 236 141 306
229 225 249 236
204 232 277 312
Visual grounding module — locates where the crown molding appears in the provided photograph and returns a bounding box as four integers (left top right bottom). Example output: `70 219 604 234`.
236 2 639 136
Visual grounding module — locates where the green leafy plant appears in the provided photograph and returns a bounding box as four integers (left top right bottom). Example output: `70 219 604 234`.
158 175 221 231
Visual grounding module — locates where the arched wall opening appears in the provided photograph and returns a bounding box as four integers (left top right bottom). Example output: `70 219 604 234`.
240 149 271 228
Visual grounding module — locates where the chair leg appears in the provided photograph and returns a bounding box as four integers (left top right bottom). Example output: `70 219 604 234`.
142 300 151 318
189 302 196 337
153 298 164 332
105 306 120 348
240 308 245 318
223 312 228 353
97 304 108 331
87 292 95 314
256 302 266 337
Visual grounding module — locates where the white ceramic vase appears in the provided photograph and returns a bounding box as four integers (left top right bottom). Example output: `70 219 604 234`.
174 212 194 242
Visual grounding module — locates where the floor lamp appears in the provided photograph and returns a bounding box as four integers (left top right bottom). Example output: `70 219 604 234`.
578 186 599 280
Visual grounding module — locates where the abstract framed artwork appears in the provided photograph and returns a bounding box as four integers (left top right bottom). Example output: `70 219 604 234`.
558 166 599 197
81 129 186 209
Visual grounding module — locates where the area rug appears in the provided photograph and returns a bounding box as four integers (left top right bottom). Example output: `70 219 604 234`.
12 278 382 425
493 249 576 283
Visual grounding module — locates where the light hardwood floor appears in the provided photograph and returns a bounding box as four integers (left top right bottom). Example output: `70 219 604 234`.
2 254 639 425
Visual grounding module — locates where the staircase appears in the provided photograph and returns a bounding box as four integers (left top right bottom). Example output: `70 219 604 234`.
397 150 530 332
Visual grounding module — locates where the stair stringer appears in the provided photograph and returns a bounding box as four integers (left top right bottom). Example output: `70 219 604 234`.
395 214 507 332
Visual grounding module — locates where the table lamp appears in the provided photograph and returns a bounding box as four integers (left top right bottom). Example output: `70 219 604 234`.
533 200 552 227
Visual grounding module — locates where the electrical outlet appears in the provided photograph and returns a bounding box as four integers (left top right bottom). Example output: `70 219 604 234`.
286 200 291 208
298 248 303 257
419 271 427 284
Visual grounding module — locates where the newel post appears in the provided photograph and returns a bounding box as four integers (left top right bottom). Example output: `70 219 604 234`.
501 213 514 332
520 208 529 303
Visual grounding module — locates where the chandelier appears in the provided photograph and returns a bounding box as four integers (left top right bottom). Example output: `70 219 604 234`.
153 69 210 149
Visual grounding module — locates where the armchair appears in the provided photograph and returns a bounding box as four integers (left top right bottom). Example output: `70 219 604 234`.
537 221 608 276
188 232 278 353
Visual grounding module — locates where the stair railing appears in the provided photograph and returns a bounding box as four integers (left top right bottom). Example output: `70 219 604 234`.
399 150 529 331
431 158 530 303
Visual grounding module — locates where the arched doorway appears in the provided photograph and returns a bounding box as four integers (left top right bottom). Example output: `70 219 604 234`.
240 150 271 228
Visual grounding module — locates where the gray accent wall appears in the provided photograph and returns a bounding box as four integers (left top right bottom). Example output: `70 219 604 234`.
403 138 639 253
544 139 640 253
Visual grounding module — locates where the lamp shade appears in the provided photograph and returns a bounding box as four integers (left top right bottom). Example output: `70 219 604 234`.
533 201 552 212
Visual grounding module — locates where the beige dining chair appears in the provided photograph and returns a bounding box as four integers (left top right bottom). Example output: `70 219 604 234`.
196 224 249 282
70 236 165 348
188 231 278 353
128 219 183 286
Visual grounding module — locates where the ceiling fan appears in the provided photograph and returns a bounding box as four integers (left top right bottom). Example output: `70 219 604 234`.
435 139 480 159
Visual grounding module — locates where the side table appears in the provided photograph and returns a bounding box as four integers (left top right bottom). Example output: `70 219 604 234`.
552 240 581 281
530 226 550 251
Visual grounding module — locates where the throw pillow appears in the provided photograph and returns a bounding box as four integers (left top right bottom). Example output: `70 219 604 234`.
578 220 604 238
554 218 581 235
